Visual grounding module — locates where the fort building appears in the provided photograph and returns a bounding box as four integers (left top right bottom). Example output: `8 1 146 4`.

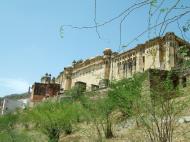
56 32 190 92
31 32 190 102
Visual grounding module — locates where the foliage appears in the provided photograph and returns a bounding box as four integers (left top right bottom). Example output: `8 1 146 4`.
64 85 84 101
136 73 190 142
0 113 32 142
176 45 190 69
108 73 146 118
1 70 190 142
24 100 85 142
79 96 115 140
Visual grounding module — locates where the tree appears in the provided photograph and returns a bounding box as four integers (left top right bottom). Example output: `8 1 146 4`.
25 100 84 142
106 69 190 141
136 75 187 142
79 96 115 141
108 73 146 122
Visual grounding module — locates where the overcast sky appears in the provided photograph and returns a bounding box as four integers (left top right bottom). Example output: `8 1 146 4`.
0 0 189 96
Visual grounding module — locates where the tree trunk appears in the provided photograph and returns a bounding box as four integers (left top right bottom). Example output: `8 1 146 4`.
105 116 113 138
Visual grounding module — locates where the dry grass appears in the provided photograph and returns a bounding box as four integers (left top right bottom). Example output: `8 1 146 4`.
59 121 190 142
59 86 190 142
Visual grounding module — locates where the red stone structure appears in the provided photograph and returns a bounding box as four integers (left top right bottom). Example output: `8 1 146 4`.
31 74 60 102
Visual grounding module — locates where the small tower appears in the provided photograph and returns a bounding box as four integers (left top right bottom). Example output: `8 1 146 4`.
164 32 177 70
99 48 112 88
103 48 112 80
64 67 73 90
103 48 112 58
41 73 51 84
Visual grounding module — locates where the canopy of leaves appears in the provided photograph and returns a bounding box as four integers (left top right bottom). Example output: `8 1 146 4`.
108 73 146 117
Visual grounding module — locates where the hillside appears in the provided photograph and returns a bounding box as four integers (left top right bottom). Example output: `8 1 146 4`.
1 71 190 142
0 92 30 103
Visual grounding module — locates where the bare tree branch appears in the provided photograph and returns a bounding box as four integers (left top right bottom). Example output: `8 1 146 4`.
148 2 153 40
154 11 162 36
62 0 150 30
119 1 150 50
177 20 185 40
94 0 101 39
159 0 181 36
61 0 190 52
123 10 190 49
174 6 190 10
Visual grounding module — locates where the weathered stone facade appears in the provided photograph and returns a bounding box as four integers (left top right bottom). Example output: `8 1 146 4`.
56 32 190 92
31 74 60 102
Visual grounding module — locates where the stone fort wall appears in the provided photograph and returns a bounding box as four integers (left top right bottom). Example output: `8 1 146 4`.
56 32 189 91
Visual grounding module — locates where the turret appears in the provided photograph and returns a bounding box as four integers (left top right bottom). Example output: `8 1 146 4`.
63 67 73 90
41 73 51 84
103 48 112 58
99 48 112 88
103 48 112 80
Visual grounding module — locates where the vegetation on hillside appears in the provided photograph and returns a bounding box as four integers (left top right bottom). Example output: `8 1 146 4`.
0 69 190 142
4 92 30 100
